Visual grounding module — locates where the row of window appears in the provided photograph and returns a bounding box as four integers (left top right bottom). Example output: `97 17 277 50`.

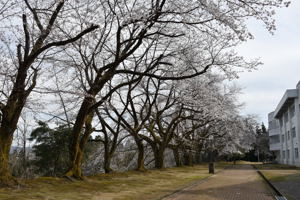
269 120 279 130
270 135 280 144
281 127 296 142
282 148 299 159
279 104 298 126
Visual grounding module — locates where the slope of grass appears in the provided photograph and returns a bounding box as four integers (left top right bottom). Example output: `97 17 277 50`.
255 163 300 170
256 164 300 200
0 163 228 200
262 170 300 182
255 163 300 182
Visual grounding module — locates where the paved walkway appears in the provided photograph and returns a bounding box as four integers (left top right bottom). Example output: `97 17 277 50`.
163 165 275 200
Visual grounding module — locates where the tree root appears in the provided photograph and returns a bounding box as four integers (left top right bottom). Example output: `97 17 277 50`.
0 176 21 188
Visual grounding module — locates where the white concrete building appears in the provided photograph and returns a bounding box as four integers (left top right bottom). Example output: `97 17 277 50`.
268 81 300 166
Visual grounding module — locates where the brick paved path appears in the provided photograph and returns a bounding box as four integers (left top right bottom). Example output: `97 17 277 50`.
163 165 275 200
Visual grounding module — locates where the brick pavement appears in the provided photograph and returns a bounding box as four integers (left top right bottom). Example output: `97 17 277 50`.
163 165 275 200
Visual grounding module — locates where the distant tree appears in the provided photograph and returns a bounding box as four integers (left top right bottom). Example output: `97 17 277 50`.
244 123 272 162
256 123 272 161
29 122 71 176
29 122 97 176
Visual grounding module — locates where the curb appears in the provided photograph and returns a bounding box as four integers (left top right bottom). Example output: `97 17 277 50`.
252 165 287 200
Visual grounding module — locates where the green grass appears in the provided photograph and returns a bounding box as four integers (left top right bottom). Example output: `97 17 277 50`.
254 163 300 170
256 165 300 200
0 163 229 200
254 163 300 182
261 170 300 182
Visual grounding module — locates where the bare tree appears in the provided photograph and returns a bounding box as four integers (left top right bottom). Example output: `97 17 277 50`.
94 97 130 173
104 76 161 171
0 0 98 186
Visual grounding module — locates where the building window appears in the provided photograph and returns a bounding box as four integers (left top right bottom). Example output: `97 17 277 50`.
284 112 288 123
283 150 286 159
282 135 285 142
295 148 299 159
269 120 279 130
270 135 280 144
290 105 295 118
287 150 290 159
292 127 296 138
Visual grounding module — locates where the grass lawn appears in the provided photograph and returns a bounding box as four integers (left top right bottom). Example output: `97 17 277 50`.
0 163 228 200
255 163 300 170
255 163 300 200
255 163 300 182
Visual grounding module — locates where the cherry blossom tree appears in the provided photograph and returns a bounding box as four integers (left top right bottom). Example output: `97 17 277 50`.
0 0 98 186
171 75 257 165
56 0 289 179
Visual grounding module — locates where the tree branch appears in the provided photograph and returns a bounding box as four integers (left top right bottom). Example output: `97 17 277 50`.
32 25 99 58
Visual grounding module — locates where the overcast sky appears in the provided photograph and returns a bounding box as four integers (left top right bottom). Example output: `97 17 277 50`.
234 1 300 125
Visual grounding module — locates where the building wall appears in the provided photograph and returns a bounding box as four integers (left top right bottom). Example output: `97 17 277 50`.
278 102 298 165
269 82 300 166
268 112 281 163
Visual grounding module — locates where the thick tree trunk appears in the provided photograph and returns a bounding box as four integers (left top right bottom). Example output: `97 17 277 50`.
135 137 145 171
0 126 16 186
65 147 84 179
0 102 23 186
66 68 117 178
172 148 182 167
104 156 113 174
66 108 94 179
104 146 113 173
154 146 165 169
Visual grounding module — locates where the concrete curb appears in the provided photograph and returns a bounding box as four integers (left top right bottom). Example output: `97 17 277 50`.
252 165 287 200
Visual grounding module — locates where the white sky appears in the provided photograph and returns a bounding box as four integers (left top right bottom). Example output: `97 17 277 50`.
234 1 300 125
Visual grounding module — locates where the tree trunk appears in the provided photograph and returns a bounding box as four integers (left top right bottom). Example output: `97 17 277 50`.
65 147 84 179
104 156 113 174
187 151 194 166
195 145 203 164
66 108 94 179
104 145 113 173
22 135 27 176
154 146 165 169
183 151 194 166
135 137 145 171
195 151 202 164
172 148 182 167
0 127 15 186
